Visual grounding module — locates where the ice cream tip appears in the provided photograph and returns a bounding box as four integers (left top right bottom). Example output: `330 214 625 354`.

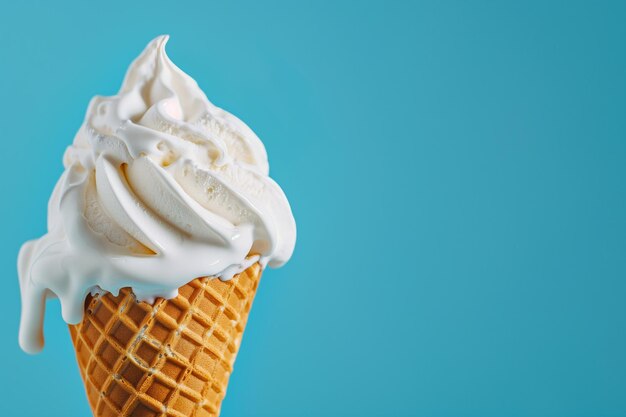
18 35 296 354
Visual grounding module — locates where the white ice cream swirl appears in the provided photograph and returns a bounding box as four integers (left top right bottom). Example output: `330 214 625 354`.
18 36 296 354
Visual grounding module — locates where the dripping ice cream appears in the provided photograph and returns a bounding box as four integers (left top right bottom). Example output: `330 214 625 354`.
18 35 296 354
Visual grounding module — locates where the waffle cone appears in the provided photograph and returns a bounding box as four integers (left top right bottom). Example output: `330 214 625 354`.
69 263 262 417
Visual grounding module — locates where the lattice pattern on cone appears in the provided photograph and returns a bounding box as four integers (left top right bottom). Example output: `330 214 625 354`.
69 263 262 417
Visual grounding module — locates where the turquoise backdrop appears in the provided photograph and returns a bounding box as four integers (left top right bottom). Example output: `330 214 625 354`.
1 1 625 416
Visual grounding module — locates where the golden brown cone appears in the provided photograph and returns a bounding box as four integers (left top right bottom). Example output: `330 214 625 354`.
69 263 262 417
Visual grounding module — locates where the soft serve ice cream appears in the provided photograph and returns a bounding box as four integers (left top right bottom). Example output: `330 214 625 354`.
18 35 296 354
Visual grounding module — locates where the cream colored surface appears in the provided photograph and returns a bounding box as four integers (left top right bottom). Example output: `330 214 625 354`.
18 36 296 354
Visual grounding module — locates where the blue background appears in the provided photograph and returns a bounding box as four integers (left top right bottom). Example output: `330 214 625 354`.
1 1 625 416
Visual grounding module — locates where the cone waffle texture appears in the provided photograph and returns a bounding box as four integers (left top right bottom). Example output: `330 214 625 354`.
69 263 262 417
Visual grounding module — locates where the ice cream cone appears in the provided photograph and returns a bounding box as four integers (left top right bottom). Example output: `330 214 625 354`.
19 37 296 417
69 262 262 417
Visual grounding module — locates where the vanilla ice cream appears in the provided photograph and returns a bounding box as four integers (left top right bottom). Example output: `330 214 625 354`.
18 35 296 354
